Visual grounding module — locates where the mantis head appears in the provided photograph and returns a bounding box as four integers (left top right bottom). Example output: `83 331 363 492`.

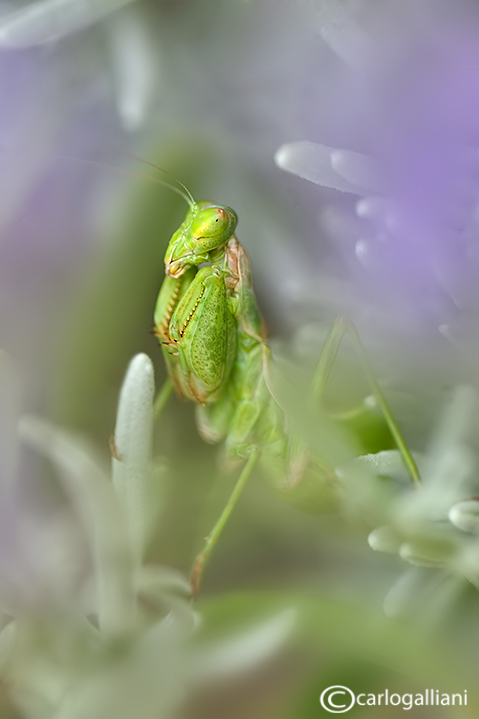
165 201 238 277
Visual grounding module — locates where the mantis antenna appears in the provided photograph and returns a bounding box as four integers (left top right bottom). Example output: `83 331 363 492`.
58 155 194 207
107 146 197 207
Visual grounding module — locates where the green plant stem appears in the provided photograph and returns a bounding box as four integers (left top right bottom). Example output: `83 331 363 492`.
311 317 420 485
347 321 421 485
191 448 260 596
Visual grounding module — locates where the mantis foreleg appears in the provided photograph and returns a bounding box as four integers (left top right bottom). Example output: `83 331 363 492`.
190 447 260 596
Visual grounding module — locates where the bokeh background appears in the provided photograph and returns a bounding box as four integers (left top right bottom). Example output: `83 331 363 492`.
2 0 479 717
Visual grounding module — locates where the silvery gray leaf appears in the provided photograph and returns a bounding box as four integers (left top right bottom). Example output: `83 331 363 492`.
136 565 194 627
368 525 401 553
355 449 422 482
449 500 479 534
192 608 296 684
275 142 365 193
399 542 450 569
422 385 476 486
112 353 155 562
137 565 191 600
106 4 157 131
330 149 384 193
0 0 137 47
319 19 372 67
310 0 373 67
18 416 135 636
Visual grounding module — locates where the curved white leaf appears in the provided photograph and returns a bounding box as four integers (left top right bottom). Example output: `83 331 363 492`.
275 141 365 194
449 500 479 534
0 0 137 47
18 416 135 636
192 608 296 683
106 4 157 131
368 525 401 554
112 353 155 561
330 149 384 193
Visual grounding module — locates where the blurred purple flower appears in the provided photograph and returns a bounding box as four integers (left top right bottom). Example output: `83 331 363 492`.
277 2 479 332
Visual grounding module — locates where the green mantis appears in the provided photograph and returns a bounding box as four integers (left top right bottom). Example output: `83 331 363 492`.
154 196 276 467
153 182 420 592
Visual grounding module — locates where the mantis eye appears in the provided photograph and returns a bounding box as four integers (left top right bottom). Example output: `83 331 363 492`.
190 206 237 243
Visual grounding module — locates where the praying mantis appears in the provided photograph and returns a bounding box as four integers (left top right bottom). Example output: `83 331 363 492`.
152 178 420 593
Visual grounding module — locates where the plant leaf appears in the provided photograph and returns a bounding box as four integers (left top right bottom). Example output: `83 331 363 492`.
112 353 155 562
19 416 135 636
192 608 296 683
0 0 137 47
275 141 365 193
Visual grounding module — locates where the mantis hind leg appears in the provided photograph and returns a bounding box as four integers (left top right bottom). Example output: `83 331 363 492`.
223 337 268 458
258 316 420 496
196 346 268 456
